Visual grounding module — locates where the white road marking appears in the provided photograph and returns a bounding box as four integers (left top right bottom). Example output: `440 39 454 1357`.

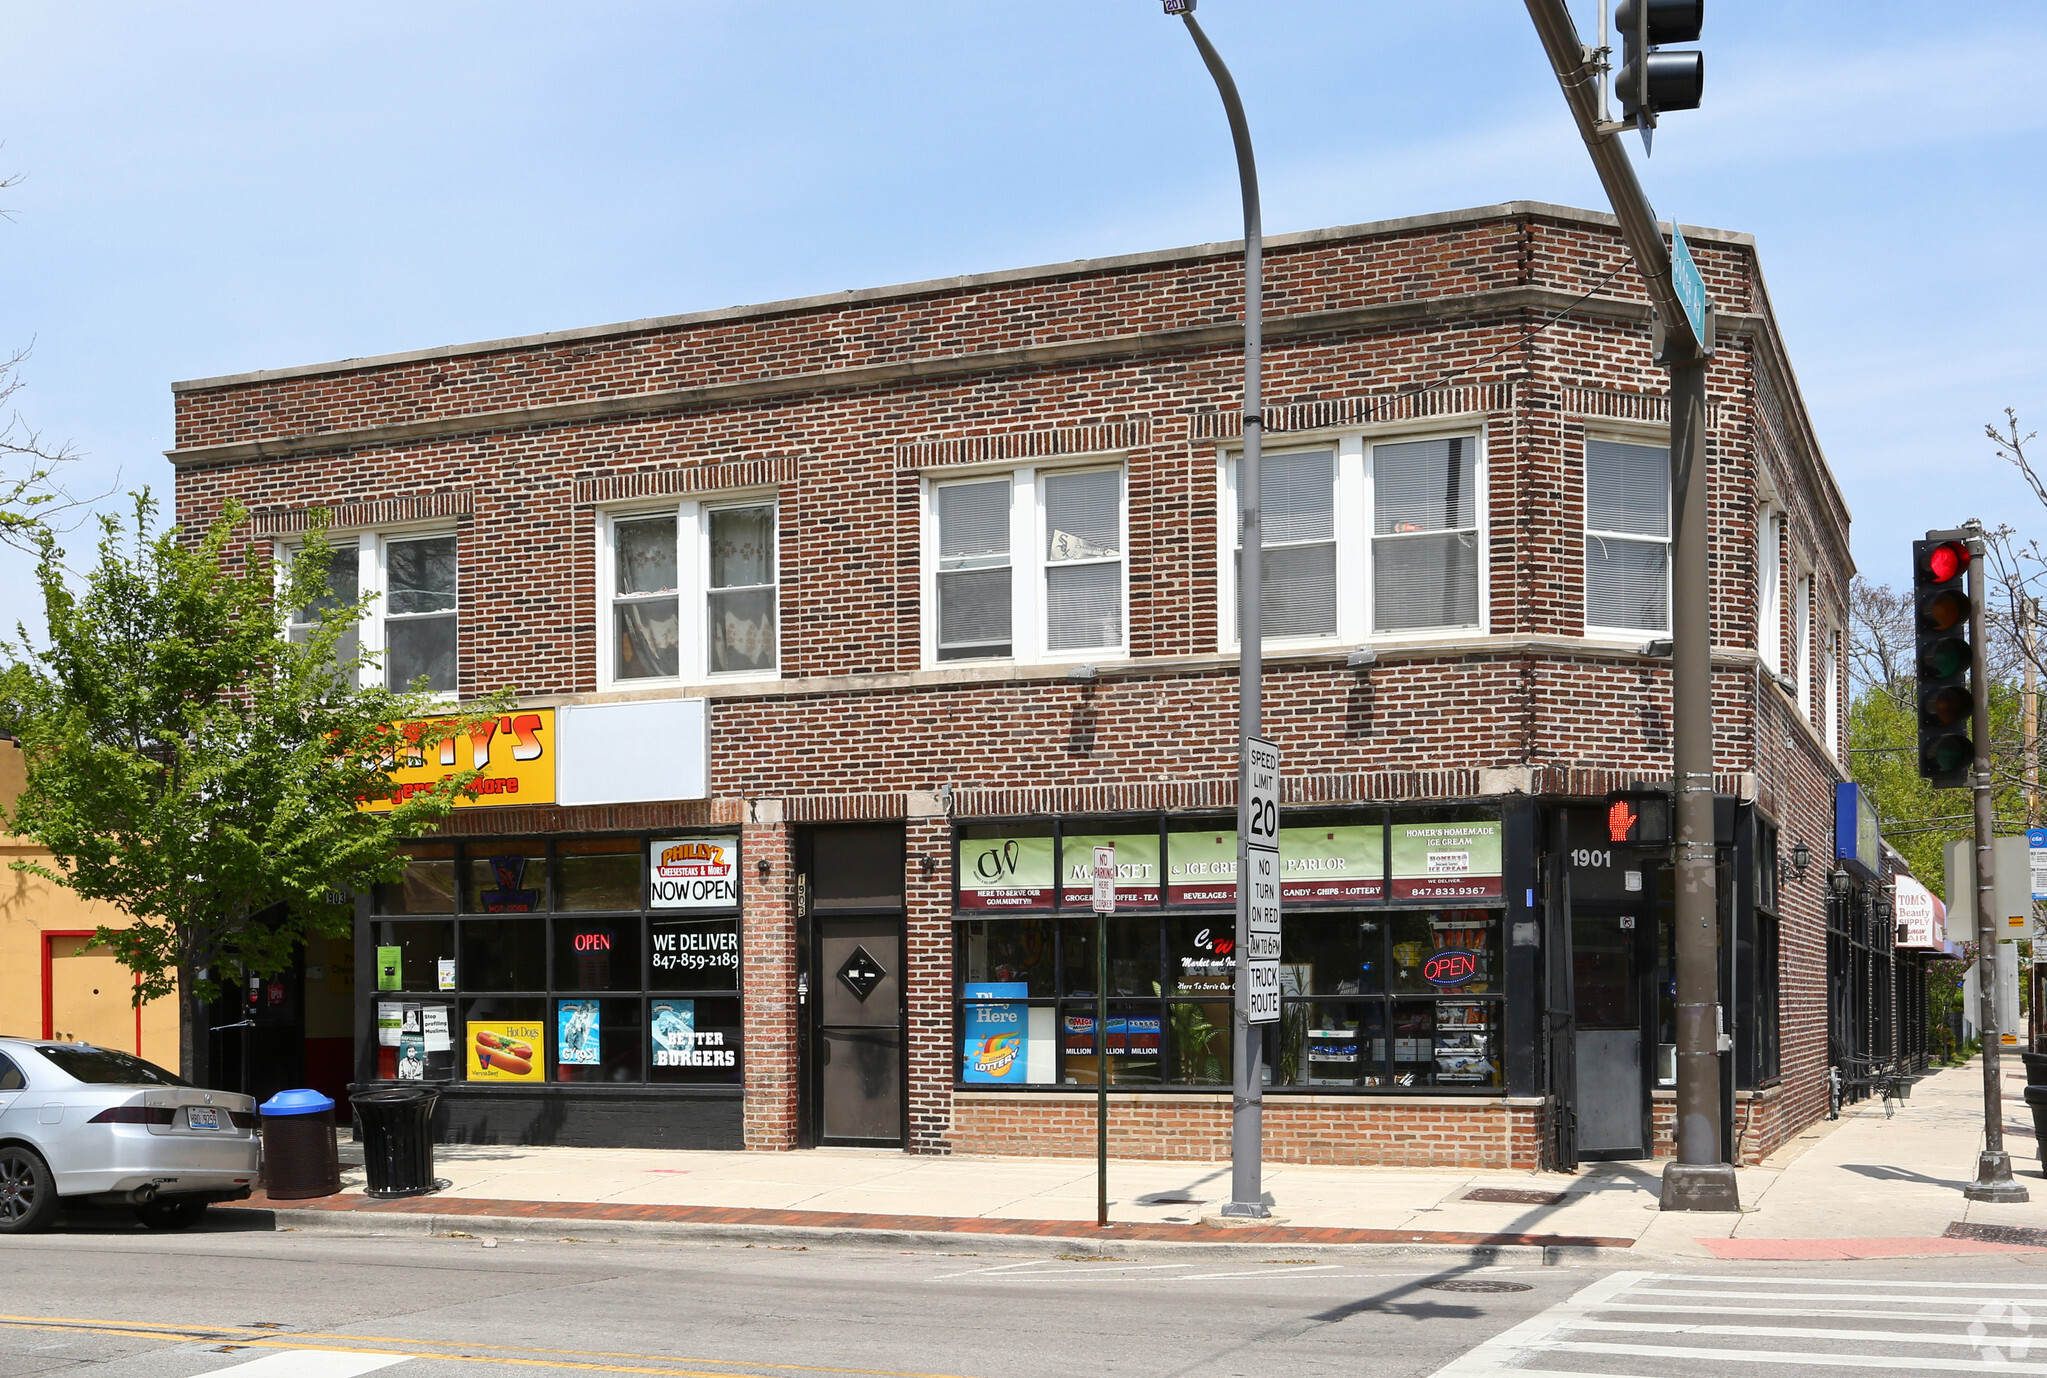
1577 1318 2046 1348
1424 1269 1649 1375
1627 1287 2047 1305
1646 1274 2047 1290
1604 1300 2038 1322
1173 1265 1341 1280
195 1351 411 1377
1544 1341 2047 1373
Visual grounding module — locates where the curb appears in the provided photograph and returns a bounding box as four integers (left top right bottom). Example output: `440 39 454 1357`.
229 1204 1622 1264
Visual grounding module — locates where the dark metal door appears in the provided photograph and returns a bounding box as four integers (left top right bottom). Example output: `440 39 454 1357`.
816 916 904 1146
1572 910 1652 1159
1544 859 1578 1171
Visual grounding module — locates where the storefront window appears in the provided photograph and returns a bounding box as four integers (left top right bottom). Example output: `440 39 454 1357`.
375 843 456 914
370 920 453 994
559 838 642 911
464 844 550 913
361 835 744 1089
553 917 643 992
954 812 1506 1093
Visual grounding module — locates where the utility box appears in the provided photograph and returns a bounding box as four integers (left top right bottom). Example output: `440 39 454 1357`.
1946 836 2033 938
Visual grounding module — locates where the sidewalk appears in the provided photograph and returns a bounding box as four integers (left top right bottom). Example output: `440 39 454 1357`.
220 1060 2047 1258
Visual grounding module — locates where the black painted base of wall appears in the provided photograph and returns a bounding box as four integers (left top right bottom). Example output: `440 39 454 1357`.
348 1083 743 1151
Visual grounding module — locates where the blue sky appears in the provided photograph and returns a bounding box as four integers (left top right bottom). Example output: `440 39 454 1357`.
1 1 2042 634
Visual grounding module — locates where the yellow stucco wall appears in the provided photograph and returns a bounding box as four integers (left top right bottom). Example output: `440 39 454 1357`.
0 741 180 1067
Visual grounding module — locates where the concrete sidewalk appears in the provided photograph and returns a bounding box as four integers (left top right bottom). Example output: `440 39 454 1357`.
222 1059 2047 1257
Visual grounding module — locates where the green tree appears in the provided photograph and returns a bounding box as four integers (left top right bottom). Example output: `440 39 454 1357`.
0 495 507 1084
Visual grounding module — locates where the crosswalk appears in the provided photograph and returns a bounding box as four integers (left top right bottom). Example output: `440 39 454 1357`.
1428 1270 2047 1376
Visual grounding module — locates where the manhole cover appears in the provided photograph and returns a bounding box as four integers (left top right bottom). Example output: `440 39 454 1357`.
1426 1279 1534 1293
837 946 887 1001
1462 1188 1568 1207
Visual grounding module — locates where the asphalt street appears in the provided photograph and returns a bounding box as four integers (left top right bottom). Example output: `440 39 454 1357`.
4 1215 2047 1378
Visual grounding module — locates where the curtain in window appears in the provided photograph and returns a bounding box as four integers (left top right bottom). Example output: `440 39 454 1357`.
938 479 1012 660
708 505 776 675
614 515 680 680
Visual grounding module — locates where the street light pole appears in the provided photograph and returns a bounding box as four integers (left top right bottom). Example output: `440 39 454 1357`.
1165 0 1268 1219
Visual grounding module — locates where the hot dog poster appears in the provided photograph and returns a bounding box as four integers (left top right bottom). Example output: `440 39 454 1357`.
467 1021 545 1081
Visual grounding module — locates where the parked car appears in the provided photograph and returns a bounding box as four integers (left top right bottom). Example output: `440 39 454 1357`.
0 1038 257 1233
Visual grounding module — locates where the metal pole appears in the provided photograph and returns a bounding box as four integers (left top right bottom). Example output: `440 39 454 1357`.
1966 527 2028 1200
1096 909 1109 1227
1175 6 1267 1221
1522 0 1735 1210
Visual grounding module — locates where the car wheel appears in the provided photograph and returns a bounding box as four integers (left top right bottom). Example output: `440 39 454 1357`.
0 1145 58 1234
134 1197 209 1230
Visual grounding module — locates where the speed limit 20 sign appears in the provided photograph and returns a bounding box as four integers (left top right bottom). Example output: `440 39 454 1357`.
1244 736 1280 1025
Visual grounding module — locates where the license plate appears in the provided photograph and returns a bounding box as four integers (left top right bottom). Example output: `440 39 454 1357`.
186 1107 221 1130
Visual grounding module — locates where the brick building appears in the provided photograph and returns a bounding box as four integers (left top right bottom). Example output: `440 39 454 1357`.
170 200 1857 1169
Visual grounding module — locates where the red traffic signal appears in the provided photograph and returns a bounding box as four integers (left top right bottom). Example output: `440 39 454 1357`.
1605 789 1672 846
1914 533 1975 788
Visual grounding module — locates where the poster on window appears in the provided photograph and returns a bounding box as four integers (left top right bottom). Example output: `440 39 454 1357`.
956 835 1057 910
1389 821 1503 901
648 917 741 989
1058 834 1161 907
466 1020 544 1081
650 837 740 909
650 999 739 1070
961 982 1029 1083
557 1000 600 1066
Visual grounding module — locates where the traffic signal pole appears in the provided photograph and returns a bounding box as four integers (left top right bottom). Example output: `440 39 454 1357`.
1524 0 1738 1210
1965 525 2028 1201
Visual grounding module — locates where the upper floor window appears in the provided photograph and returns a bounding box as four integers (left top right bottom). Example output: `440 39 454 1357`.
601 500 779 687
1794 571 1813 716
928 465 1125 665
282 531 457 694
1221 432 1484 646
1758 506 1783 671
1584 437 1670 634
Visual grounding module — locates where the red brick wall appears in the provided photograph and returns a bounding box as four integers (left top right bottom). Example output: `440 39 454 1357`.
952 1093 1544 1170
741 817 797 1150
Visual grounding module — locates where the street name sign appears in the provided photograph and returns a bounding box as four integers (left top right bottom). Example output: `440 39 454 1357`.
1669 224 1707 348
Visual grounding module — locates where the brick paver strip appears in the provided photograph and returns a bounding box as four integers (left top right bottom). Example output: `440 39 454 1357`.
1703 1236 2047 1260
219 1190 1630 1249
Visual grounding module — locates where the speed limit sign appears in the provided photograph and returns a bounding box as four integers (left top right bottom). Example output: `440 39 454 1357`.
1244 737 1279 853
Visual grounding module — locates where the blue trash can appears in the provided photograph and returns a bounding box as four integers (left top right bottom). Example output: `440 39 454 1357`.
258 1089 341 1200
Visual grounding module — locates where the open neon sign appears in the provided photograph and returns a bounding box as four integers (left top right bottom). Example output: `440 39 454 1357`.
1422 949 1478 987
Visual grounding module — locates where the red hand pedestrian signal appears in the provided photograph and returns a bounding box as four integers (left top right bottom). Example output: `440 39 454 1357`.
1608 799 1637 843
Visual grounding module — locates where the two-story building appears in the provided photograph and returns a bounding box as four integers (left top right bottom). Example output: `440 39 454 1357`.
169 200 1855 1168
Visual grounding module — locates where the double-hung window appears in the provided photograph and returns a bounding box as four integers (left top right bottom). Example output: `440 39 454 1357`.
1372 437 1481 633
280 532 458 694
1583 438 1671 634
1221 433 1485 647
929 466 1125 665
601 500 779 686
1758 506 1783 672
285 544 363 687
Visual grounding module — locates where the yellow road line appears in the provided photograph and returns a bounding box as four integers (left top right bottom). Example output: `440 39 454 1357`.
0 1315 986 1378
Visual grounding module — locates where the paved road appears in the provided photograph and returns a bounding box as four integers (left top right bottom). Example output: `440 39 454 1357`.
3 1214 2045 1377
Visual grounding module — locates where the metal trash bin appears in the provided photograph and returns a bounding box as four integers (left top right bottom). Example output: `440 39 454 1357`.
2025 1085 2047 1170
258 1089 341 1200
352 1087 447 1199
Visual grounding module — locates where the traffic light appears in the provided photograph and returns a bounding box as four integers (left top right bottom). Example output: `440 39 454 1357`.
1914 533 1975 789
1604 788 1673 846
1615 0 1704 133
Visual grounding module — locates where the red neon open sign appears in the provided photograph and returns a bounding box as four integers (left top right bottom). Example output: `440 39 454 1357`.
573 931 613 953
1422 949 1478 986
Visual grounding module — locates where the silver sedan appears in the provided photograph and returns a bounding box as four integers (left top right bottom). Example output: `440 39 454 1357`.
0 1037 258 1233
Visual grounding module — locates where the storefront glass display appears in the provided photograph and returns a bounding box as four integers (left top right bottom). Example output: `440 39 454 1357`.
370 837 742 1089
952 810 1505 1094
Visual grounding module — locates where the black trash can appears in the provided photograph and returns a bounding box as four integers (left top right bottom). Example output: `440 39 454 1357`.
258 1089 341 1200
352 1087 447 1199
2022 1052 2047 1087
2025 1085 2047 1171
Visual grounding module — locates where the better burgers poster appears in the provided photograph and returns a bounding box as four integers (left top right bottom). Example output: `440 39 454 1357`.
651 836 740 909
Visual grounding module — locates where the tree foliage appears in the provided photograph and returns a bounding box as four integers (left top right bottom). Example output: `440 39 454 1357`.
0 494 507 1074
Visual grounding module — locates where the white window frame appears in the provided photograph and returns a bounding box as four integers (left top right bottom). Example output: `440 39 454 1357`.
1794 568 1814 718
1824 618 1843 761
596 495 782 690
1216 425 1488 651
1581 431 1673 639
1758 505 1783 673
277 527 460 697
919 460 1129 668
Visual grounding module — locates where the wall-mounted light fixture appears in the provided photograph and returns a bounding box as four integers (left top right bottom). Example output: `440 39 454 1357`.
1790 840 1812 879
1068 664 1099 683
1346 647 1378 669
756 857 771 879
921 854 938 878
1828 867 1854 896
1641 638 1675 658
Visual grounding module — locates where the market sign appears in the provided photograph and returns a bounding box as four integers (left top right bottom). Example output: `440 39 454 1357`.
957 835 1057 910
1058 833 1161 907
1389 822 1503 901
359 709 557 812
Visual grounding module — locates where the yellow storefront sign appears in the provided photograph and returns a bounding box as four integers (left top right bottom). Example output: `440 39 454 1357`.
358 709 557 811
